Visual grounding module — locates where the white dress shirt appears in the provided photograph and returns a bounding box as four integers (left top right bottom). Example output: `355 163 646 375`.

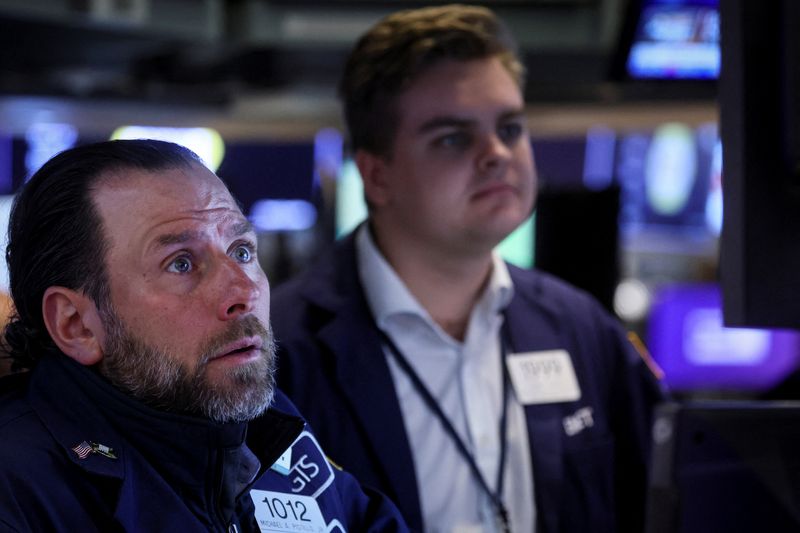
356 225 536 533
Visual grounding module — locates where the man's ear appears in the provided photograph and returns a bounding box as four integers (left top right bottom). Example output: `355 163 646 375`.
42 287 105 366
355 149 391 208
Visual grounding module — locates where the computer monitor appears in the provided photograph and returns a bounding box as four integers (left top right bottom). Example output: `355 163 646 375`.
612 0 719 81
645 401 800 533
628 0 719 80
719 0 800 329
615 122 721 249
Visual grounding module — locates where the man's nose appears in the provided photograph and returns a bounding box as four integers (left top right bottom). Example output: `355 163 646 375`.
477 133 513 174
216 259 262 321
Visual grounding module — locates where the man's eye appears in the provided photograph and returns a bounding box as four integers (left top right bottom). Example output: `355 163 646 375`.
232 245 253 263
434 132 471 150
167 256 193 274
498 122 524 144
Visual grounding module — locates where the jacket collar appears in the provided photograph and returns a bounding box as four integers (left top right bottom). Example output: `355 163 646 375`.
28 354 303 527
293 231 424 528
30 355 250 478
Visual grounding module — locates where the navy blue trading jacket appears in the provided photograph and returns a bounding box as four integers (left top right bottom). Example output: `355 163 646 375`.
0 354 407 532
272 232 666 533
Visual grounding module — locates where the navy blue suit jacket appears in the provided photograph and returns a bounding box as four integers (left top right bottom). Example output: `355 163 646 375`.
272 233 665 532
0 354 407 531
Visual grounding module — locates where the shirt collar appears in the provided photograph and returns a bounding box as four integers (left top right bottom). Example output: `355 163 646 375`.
355 224 515 328
356 224 425 329
482 252 515 317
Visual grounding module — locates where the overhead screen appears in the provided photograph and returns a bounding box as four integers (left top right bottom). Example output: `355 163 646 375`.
615 0 720 80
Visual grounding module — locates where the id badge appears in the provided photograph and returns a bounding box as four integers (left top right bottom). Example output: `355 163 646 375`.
250 490 328 533
506 349 581 404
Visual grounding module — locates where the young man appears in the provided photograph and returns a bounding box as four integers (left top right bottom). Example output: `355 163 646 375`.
273 5 665 533
0 140 407 532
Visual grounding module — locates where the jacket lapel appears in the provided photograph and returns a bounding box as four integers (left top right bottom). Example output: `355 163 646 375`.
300 234 423 528
504 270 565 533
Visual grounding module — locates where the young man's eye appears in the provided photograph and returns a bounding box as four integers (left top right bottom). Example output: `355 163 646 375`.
232 245 254 263
434 132 471 150
167 256 193 274
498 122 524 144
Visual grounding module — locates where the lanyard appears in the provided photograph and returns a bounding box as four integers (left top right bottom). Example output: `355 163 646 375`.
378 324 513 533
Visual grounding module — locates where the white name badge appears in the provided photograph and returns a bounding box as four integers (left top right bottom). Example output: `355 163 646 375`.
250 490 328 533
506 350 581 405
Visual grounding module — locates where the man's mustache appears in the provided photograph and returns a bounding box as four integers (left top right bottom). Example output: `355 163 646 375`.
197 315 272 366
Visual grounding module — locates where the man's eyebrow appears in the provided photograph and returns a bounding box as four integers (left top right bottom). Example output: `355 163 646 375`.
500 109 527 121
156 230 197 247
231 220 255 237
418 116 473 134
417 109 526 134
152 220 253 249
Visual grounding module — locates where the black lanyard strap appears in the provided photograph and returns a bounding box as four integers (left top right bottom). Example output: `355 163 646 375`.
378 327 512 533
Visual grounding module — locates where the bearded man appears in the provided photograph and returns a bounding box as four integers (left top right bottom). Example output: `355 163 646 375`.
0 139 406 532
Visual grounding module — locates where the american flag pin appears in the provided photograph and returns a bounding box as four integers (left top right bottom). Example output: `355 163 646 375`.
70 441 117 460
71 441 93 460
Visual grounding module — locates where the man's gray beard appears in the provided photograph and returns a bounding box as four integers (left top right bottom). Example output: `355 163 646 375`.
97 308 276 424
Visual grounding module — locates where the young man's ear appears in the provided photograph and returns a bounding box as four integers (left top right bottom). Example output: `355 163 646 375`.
355 149 391 208
41 287 105 366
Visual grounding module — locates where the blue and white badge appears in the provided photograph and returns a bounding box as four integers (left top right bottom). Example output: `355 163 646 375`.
285 431 335 498
506 349 581 404
250 490 327 532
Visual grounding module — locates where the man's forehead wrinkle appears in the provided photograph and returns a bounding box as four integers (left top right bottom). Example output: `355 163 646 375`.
151 205 241 227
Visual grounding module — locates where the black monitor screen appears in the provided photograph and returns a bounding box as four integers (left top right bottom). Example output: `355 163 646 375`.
646 401 800 533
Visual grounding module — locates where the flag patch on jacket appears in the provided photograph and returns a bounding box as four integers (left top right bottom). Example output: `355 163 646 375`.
71 441 93 459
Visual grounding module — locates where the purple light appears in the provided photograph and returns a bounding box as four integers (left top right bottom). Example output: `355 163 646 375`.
647 283 800 391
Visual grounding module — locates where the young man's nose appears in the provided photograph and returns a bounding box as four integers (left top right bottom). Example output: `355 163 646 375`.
477 133 513 174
